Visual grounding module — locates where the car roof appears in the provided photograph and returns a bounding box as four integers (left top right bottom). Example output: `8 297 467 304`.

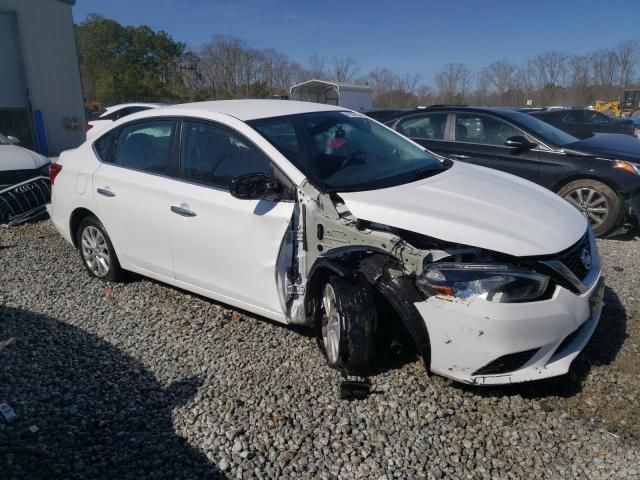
160 100 347 121
393 105 529 120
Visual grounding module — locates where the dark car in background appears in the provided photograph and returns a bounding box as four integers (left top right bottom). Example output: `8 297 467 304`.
384 106 640 237
525 108 636 139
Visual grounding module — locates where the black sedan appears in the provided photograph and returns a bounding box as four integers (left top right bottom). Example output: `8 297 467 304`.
525 108 635 139
384 106 640 237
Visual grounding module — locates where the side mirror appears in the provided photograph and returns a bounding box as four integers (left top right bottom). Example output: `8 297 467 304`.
7 135 20 145
504 135 536 150
230 173 281 200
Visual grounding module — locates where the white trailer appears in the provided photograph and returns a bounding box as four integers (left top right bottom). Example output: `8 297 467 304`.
290 79 373 112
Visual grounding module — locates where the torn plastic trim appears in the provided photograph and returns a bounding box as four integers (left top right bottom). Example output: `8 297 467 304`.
358 254 432 372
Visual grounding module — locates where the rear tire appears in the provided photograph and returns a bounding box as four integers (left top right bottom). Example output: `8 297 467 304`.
557 179 621 237
76 216 123 282
318 275 377 375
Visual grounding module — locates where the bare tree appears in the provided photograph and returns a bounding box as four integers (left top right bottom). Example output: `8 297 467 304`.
306 53 328 79
482 60 518 96
566 54 590 104
531 51 567 88
332 57 359 82
616 40 639 87
435 63 472 103
590 49 619 87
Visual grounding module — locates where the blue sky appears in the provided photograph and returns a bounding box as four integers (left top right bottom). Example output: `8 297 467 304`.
73 0 640 82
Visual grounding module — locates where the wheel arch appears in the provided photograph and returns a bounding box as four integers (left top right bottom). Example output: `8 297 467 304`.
551 173 623 197
304 251 432 372
69 207 99 248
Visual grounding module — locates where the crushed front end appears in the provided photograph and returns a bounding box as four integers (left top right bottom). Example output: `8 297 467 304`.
286 181 604 385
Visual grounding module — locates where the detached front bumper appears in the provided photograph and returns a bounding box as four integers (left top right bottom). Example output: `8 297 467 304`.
0 177 51 226
415 274 604 385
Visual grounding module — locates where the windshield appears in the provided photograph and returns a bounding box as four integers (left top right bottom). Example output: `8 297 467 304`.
515 112 578 146
249 111 447 192
0 133 10 145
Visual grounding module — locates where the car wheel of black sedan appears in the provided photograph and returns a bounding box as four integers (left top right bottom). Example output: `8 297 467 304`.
77 215 124 282
558 179 621 237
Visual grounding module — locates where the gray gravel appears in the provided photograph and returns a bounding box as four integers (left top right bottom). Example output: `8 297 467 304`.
1 219 639 479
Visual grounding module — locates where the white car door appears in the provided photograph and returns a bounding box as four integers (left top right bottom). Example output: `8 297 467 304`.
92 119 178 278
167 119 295 319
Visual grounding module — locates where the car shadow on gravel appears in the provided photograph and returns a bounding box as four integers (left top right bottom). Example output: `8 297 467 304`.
452 285 627 400
608 223 640 241
0 306 225 480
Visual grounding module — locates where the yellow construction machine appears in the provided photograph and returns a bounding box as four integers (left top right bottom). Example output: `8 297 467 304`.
595 100 621 117
595 89 640 118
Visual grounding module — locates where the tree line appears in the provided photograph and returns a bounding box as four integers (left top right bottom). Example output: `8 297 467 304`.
76 14 639 109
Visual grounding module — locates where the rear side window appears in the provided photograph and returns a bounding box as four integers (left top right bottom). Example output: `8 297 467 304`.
396 113 448 140
563 111 587 124
94 131 116 162
122 106 151 118
101 106 150 121
179 120 273 189
114 120 175 175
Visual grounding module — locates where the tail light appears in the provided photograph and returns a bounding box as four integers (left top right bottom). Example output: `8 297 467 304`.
86 123 93 132
49 163 63 185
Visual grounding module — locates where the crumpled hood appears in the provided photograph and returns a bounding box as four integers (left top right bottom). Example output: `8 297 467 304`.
339 162 587 257
0 145 50 171
565 133 640 162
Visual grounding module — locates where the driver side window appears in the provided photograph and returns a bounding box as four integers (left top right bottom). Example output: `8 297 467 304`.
179 120 274 190
455 113 523 147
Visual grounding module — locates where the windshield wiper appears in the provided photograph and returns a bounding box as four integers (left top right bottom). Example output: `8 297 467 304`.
412 166 446 181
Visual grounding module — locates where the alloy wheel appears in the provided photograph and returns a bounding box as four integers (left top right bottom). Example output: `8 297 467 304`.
321 284 341 365
564 187 609 227
81 226 111 277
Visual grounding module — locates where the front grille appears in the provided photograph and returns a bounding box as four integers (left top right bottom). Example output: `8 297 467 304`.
0 177 51 223
0 168 42 187
472 348 540 376
552 233 591 280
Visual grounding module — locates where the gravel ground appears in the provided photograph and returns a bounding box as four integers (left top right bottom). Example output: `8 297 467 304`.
1 219 639 479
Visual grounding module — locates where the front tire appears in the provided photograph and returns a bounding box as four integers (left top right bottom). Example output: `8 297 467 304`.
319 275 377 375
558 179 621 237
77 216 123 282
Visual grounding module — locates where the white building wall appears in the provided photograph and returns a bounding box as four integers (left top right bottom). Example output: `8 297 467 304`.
0 0 85 154
338 90 373 111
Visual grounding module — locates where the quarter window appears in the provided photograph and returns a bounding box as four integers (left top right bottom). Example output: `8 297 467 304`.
455 114 523 146
94 131 116 162
396 113 448 140
114 120 175 175
180 121 273 189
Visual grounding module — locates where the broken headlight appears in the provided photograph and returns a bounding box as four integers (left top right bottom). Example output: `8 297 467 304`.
417 263 549 303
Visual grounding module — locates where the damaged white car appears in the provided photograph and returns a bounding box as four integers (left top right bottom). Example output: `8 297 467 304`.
48 100 605 385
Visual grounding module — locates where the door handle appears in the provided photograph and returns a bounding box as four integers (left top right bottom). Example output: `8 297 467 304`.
97 187 116 197
170 205 197 217
449 154 470 159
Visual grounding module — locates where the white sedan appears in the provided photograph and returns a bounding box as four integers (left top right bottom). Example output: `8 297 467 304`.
49 100 605 385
